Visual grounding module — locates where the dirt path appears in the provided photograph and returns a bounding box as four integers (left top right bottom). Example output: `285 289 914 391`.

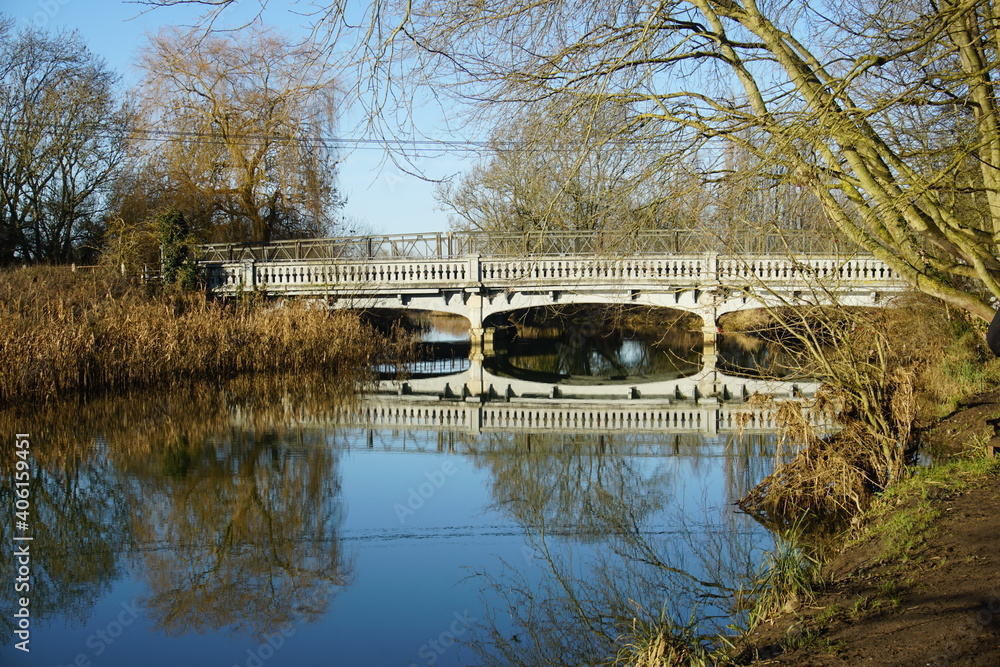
742 395 1000 666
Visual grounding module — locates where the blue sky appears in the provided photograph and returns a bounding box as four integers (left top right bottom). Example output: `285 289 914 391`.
4 0 467 235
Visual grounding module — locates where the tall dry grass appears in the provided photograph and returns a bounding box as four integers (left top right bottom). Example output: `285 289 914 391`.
737 295 1000 531
0 266 406 406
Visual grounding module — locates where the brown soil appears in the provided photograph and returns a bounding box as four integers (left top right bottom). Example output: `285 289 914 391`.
740 391 1000 667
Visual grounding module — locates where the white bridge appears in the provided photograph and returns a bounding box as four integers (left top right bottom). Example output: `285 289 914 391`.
198 230 910 401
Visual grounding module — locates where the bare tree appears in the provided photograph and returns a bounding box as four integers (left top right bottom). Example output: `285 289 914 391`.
141 0 1000 319
415 0 1000 318
0 17 130 264
438 97 706 238
706 141 841 252
132 25 342 243
439 106 838 257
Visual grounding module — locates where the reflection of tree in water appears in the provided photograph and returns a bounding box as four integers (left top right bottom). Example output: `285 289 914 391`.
129 429 350 638
474 431 672 540
468 430 776 666
508 332 632 377
0 378 354 639
0 452 135 632
475 430 774 535
717 332 813 380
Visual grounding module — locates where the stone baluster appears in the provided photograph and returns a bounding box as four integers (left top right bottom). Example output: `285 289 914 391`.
242 259 256 291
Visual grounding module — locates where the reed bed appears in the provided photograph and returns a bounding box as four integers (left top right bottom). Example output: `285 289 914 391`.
0 266 405 406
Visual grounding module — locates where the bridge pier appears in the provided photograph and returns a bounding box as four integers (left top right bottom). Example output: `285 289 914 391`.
466 327 497 400
697 336 722 399
701 321 718 347
694 305 721 398
466 354 485 400
464 292 491 399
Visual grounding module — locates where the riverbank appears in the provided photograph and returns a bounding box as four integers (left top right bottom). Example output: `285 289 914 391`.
738 389 1000 666
0 266 405 406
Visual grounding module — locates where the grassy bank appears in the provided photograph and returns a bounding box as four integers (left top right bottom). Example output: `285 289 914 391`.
728 299 1000 662
608 439 1000 667
0 266 405 406
736 435 1000 665
613 300 1000 666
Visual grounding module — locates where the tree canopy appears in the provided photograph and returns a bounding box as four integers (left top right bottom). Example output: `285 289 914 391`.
0 17 129 265
132 24 342 243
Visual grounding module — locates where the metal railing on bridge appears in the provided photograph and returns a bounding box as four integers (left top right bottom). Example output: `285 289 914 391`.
195 228 855 262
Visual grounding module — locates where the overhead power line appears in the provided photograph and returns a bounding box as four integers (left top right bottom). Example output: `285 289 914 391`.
1 117 495 154
2 118 681 155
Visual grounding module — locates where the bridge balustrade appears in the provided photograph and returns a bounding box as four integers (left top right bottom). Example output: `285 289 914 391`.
205 257 481 293
715 256 900 284
203 252 902 295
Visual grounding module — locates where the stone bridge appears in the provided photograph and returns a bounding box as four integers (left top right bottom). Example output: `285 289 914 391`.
199 230 908 334
198 230 910 401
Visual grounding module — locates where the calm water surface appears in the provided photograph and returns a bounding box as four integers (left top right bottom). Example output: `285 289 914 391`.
1 311 799 666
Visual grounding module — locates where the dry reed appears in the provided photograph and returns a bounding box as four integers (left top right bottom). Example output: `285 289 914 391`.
0 266 407 406
737 304 936 530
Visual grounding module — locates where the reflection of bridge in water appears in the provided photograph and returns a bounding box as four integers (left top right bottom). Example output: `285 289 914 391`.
353 398 830 435
199 230 909 401
278 396 836 442
379 362 818 402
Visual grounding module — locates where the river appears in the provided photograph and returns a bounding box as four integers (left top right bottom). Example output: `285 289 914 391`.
0 309 810 667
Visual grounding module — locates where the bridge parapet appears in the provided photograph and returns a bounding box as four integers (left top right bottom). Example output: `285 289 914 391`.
204 256 482 294
716 256 898 283
202 253 907 296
